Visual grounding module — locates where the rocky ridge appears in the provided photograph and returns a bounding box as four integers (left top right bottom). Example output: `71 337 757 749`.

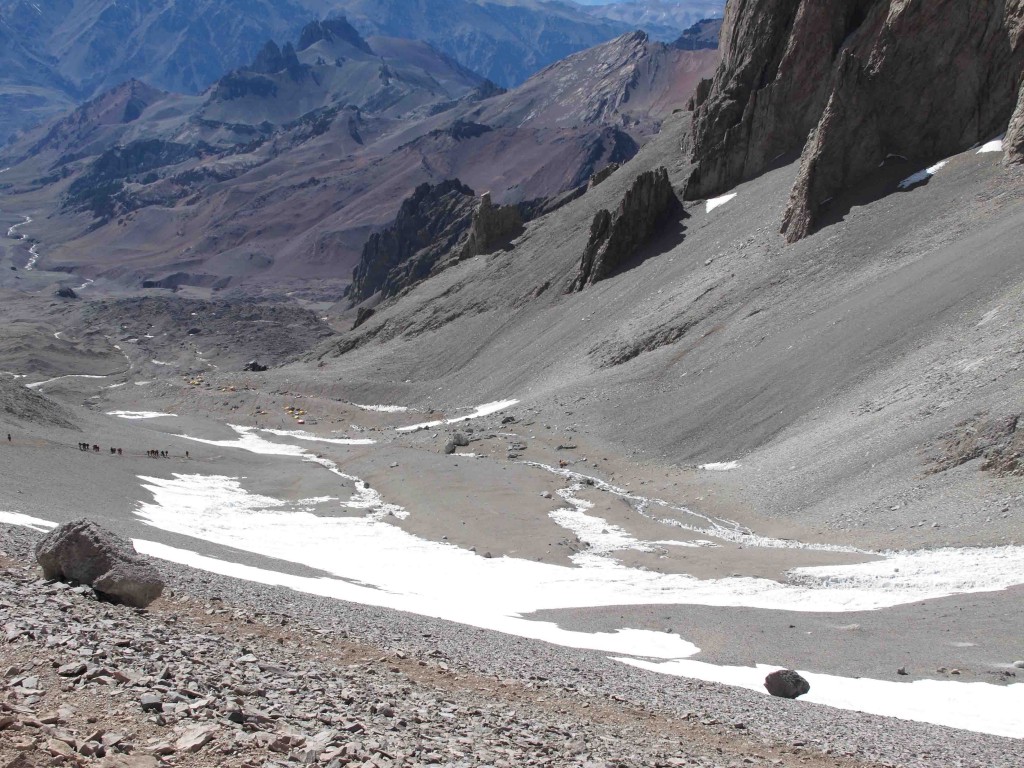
685 0 1024 241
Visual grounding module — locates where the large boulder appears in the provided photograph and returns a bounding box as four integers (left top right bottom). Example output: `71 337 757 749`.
35 519 164 608
764 668 810 699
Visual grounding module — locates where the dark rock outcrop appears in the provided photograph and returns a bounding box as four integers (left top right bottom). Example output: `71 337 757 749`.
673 18 723 51
457 193 524 260
928 413 1024 477
764 669 810 699
569 167 677 292
349 180 478 303
244 360 268 372
588 163 620 189
297 18 373 55
249 40 304 78
35 519 164 608
54 287 78 299
685 0 1024 242
349 183 532 303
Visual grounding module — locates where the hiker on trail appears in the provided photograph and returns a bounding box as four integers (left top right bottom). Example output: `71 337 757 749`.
117 448 122 456
185 450 189 459
7 433 11 442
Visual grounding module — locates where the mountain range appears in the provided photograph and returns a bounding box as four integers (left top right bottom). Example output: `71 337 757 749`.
0 17 719 294
0 0 725 145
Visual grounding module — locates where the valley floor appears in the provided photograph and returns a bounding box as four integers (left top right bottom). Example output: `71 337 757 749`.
3 118 1024 768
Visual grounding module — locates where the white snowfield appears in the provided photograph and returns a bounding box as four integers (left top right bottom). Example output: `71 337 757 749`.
4 400 1024 738
705 193 737 213
352 403 410 413
396 399 519 432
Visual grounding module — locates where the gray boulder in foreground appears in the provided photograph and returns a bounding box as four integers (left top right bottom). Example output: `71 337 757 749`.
764 669 810 699
35 519 164 608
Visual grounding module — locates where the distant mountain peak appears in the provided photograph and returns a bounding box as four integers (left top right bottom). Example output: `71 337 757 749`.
249 40 304 78
673 18 722 51
298 17 373 55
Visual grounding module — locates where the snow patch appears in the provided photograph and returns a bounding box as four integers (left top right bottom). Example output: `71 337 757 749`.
257 427 375 446
706 193 737 213
25 244 40 270
977 136 1004 154
699 461 740 471
107 411 178 420
0 511 56 532
27 374 108 389
353 404 409 413
898 160 949 190
397 399 519 432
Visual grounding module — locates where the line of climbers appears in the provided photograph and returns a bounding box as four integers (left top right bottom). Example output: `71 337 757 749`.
72 442 189 459
7 434 194 459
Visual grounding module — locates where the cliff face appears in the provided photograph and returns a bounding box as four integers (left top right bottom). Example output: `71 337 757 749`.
1005 77 1024 164
686 0 1024 241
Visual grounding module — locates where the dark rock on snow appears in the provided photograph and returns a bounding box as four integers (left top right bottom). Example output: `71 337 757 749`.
35 519 164 608
764 669 810 699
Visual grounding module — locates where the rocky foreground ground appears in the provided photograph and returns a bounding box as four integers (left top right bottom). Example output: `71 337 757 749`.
1 524 1021 768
